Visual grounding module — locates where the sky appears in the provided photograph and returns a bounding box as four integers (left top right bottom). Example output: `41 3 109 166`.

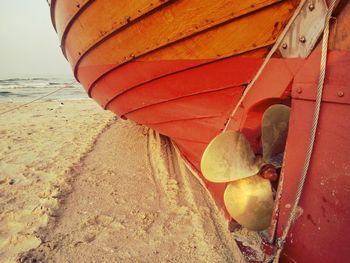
0 1 72 78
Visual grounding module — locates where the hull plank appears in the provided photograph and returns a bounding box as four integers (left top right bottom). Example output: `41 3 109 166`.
53 0 91 39
59 0 286 67
87 59 213 103
64 0 172 64
76 1 296 90
126 88 242 125
87 48 268 106
105 57 261 115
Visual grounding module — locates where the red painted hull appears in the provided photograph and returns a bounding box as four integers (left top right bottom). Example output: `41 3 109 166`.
85 56 264 210
86 48 350 263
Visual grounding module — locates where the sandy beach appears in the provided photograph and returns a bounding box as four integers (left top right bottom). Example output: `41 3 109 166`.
0 100 243 263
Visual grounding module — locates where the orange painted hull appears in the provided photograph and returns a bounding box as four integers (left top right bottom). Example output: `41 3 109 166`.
50 1 350 262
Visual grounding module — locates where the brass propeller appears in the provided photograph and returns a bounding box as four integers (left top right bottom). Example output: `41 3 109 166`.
262 104 291 166
201 131 259 183
200 104 291 231
224 175 274 231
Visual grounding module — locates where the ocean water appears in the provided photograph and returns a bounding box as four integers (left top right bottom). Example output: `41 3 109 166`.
0 76 89 102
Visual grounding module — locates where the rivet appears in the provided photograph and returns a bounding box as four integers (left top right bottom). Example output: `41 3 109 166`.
308 3 315 11
282 43 288 49
296 87 302 94
337 91 344 97
299 36 306 43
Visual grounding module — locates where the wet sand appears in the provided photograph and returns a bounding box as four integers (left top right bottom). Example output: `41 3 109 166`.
0 100 243 262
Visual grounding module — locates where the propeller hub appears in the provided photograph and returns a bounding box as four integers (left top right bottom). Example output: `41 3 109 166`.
259 164 278 182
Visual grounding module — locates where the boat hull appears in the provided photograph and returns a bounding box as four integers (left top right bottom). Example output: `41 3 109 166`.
50 0 350 262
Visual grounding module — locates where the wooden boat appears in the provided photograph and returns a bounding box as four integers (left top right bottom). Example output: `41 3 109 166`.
49 0 350 262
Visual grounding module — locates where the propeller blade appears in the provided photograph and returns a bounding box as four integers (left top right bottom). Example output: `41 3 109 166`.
224 176 274 231
201 131 259 183
262 105 291 165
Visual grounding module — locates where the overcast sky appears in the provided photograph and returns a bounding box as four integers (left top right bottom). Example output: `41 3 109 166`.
0 1 72 78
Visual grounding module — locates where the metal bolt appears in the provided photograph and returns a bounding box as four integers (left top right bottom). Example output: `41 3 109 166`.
296 87 302 94
282 43 288 49
299 36 306 43
308 3 315 11
337 91 344 97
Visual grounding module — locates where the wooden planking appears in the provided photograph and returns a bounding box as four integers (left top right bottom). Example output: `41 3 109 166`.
131 1 295 61
85 47 268 104
89 52 263 108
104 57 260 115
64 0 173 67
146 116 227 143
67 0 284 69
54 0 91 39
125 87 243 125
74 0 298 83
117 88 242 143
88 59 213 106
78 1 296 93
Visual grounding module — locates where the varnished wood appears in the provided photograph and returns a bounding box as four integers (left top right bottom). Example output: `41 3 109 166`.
64 0 285 67
64 0 173 65
52 0 300 88
54 0 91 39
76 1 298 86
137 1 294 61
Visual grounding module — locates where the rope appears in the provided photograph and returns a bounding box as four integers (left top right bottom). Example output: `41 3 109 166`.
223 0 308 131
272 1 337 262
0 86 68 116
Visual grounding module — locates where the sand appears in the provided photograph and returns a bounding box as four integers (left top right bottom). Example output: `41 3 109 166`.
0 100 115 262
0 100 244 263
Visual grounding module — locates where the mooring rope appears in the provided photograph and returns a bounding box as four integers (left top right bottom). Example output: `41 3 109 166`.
223 0 308 132
271 0 338 262
0 86 68 116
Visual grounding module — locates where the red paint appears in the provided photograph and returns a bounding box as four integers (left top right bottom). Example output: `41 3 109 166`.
78 52 296 213
75 43 350 262
81 56 263 108
126 87 242 125
274 51 350 263
79 59 212 96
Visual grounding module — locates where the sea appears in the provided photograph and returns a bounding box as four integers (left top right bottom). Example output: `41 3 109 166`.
0 75 89 102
